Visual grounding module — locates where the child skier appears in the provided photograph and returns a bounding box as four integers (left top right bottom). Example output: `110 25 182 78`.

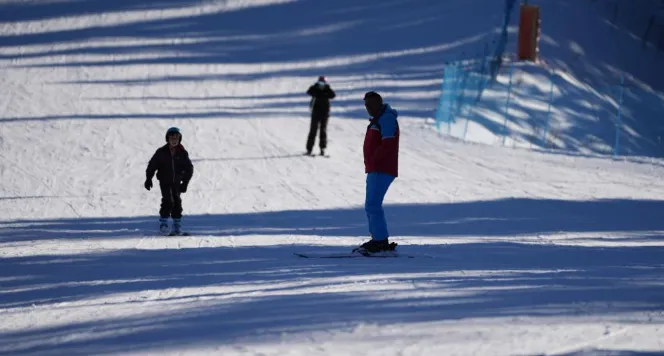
144 127 194 235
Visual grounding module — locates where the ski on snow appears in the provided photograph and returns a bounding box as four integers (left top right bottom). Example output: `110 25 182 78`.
168 231 191 236
303 152 330 158
148 230 192 237
293 251 428 259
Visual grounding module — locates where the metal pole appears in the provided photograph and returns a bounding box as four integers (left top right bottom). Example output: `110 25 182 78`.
462 71 474 141
542 72 555 145
614 74 625 157
449 64 459 136
502 60 514 146
436 62 450 134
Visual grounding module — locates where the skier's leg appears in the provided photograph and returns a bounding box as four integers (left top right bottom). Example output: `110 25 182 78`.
159 184 173 219
159 184 172 232
364 172 394 241
306 116 319 154
319 114 329 153
364 173 375 237
171 185 183 233
171 185 183 219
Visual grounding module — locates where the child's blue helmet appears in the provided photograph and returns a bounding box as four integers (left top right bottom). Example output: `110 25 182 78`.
165 127 182 143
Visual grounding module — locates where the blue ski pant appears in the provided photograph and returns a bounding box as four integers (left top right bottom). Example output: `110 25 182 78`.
365 172 395 241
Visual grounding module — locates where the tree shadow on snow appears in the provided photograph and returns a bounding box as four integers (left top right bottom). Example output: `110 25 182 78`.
2 197 663 243
0 242 663 354
2 198 664 354
0 0 502 125
529 349 664 356
4 0 664 158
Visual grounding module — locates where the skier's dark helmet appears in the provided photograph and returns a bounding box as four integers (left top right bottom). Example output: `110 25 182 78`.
165 127 182 144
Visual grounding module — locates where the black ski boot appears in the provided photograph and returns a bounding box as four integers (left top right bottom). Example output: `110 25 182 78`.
170 218 182 236
159 218 169 235
353 238 397 256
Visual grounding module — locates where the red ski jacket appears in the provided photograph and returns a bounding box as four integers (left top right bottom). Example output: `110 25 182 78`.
363 104 399 177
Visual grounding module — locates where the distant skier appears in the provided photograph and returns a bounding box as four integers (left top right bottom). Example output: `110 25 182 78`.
354 91 400 255
306 76 336 156
144 127 194 235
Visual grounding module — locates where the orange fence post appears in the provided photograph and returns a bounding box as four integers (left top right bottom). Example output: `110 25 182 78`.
518 4 541 61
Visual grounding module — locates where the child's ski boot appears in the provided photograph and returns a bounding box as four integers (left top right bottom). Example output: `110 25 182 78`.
159 218 169 235
170 218 182 236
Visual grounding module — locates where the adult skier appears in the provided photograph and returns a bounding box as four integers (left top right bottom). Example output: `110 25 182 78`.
354 91 400 255
306 76 336 156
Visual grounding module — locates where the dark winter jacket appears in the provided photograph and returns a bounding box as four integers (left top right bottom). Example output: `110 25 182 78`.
146 144 194 186
307 82 336 117
364 104 400 177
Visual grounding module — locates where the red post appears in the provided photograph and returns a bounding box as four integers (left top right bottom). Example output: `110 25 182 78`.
518 4 541 61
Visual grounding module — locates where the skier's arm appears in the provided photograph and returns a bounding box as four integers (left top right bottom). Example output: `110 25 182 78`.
327 87 336 99
146 151 158 180
369 112 398 164
306 85 316 96
182 151 194 183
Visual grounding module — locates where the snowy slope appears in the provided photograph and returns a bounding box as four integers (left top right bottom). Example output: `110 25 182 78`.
2 0 664 355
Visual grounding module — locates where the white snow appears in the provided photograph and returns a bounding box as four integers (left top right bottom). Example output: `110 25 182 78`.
1 0 664 355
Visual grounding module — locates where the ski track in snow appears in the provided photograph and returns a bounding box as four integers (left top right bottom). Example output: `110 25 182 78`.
1 0 664 355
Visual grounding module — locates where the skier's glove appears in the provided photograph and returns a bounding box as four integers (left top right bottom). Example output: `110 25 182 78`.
144 179 152 191
180 181 188 193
